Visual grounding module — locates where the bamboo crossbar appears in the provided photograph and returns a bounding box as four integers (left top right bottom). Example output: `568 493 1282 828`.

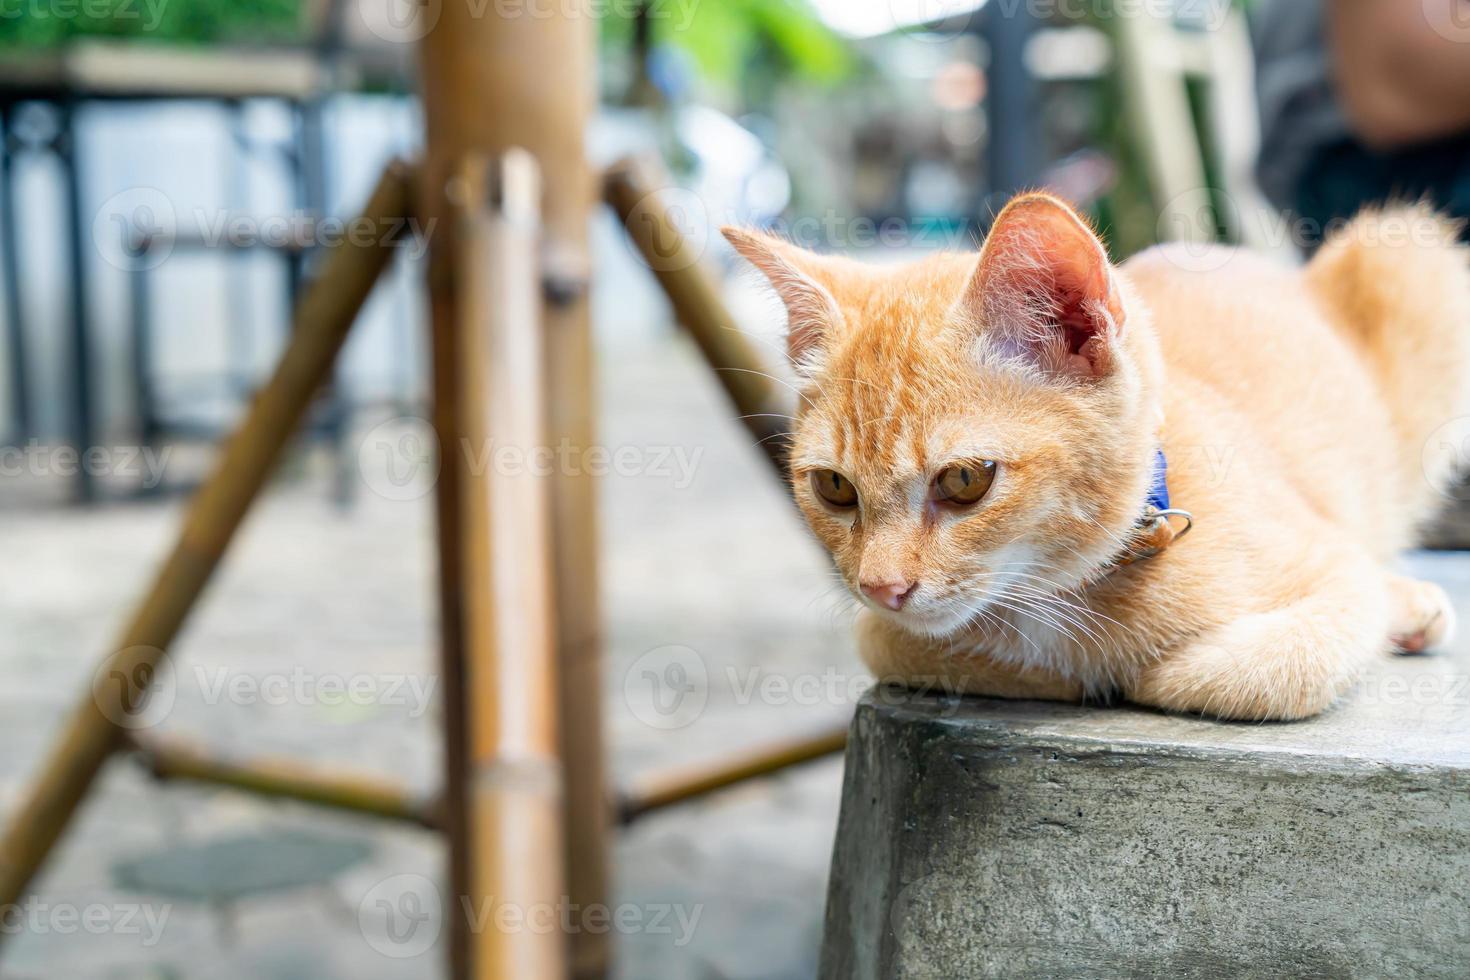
130 734 439 828
127 721 849 834
616 725 848 825
0 160 414 920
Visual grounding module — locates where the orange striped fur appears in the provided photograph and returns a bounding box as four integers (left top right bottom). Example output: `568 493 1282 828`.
726 194 1470 720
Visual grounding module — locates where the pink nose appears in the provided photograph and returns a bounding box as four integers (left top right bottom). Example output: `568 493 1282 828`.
861 579 916 611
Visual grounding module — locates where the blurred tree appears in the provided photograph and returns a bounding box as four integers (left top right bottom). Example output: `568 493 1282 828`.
0 0 302 48
600 0 855 107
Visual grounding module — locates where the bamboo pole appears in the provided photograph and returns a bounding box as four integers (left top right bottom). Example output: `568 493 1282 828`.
131 734 438 828
449 151 567 980
0 161 413 919
419 9 604 978
616 725 848 826
604 155 793 474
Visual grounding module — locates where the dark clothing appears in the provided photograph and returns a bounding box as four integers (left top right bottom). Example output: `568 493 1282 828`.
1252 0 1470 250
1295 134 1470 247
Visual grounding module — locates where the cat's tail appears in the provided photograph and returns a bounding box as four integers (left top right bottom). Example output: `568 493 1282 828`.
1305 203 1470 521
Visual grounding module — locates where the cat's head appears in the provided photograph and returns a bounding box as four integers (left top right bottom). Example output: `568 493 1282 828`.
725 194 1163 638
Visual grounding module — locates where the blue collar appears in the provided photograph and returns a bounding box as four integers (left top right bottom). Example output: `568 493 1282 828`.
1146 448 1171 513
1097 447 1192 575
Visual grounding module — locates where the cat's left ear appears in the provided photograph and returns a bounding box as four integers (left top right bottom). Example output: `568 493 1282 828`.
965 194 1125 379
722 227 843 371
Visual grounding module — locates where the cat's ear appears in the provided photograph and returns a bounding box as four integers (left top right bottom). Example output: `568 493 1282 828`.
722 227 842 370
965 194 1125 379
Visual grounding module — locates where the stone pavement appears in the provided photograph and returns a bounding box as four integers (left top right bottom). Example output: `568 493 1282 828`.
0 336 855 979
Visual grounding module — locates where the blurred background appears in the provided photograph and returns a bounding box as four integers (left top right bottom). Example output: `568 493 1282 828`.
1 0 1467 977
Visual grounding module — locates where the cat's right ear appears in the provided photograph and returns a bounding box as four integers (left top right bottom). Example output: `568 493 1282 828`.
722 227 842 371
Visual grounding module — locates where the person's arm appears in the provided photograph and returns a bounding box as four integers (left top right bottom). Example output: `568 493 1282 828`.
1327 0 1470 148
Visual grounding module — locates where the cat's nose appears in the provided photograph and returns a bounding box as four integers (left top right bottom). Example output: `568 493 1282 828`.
861 579 916 611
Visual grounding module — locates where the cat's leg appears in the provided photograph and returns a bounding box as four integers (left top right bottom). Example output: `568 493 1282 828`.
1127 558 1392 721
1387 574 1456 654
856 611 1084 703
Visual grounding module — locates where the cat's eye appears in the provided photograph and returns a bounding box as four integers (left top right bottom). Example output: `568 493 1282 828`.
933 462 997 507
810 469 859 509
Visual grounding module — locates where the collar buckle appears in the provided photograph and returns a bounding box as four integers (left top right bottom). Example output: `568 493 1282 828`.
1112 506 1194 567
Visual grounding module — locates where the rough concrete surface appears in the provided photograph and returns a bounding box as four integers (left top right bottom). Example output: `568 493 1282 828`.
821 575 1470 980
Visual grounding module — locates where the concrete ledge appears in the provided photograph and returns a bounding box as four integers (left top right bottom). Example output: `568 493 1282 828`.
820 608 1470 978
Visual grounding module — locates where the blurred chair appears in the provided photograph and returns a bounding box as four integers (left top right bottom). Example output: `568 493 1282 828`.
1108 1 1292 256
0 1 414 502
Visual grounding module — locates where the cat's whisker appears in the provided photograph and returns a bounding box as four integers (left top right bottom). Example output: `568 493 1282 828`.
819 373 884 392
999 571 1143 640
989 558 1148 643
990 574 1117 653
973 604 1041 654
713 366 816 409
985 591 1084 649
856 413 900 432
1006 595 1099 652
714 320 792 361
752 430 797 451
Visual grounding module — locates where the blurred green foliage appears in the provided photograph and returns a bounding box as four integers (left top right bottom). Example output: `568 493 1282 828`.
0 0 302 48
600 0 854 100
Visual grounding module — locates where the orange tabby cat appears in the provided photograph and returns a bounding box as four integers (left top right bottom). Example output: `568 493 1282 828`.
725 194 1470 720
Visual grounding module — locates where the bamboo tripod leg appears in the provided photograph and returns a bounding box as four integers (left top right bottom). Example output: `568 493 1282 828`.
419 9 606 977
604 156 792 474
545 212 607 980
0 162 413 919
445 152 567 980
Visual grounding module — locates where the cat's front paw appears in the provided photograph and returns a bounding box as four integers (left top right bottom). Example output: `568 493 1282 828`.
1128 609 1363 721
1389 578 1456 654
